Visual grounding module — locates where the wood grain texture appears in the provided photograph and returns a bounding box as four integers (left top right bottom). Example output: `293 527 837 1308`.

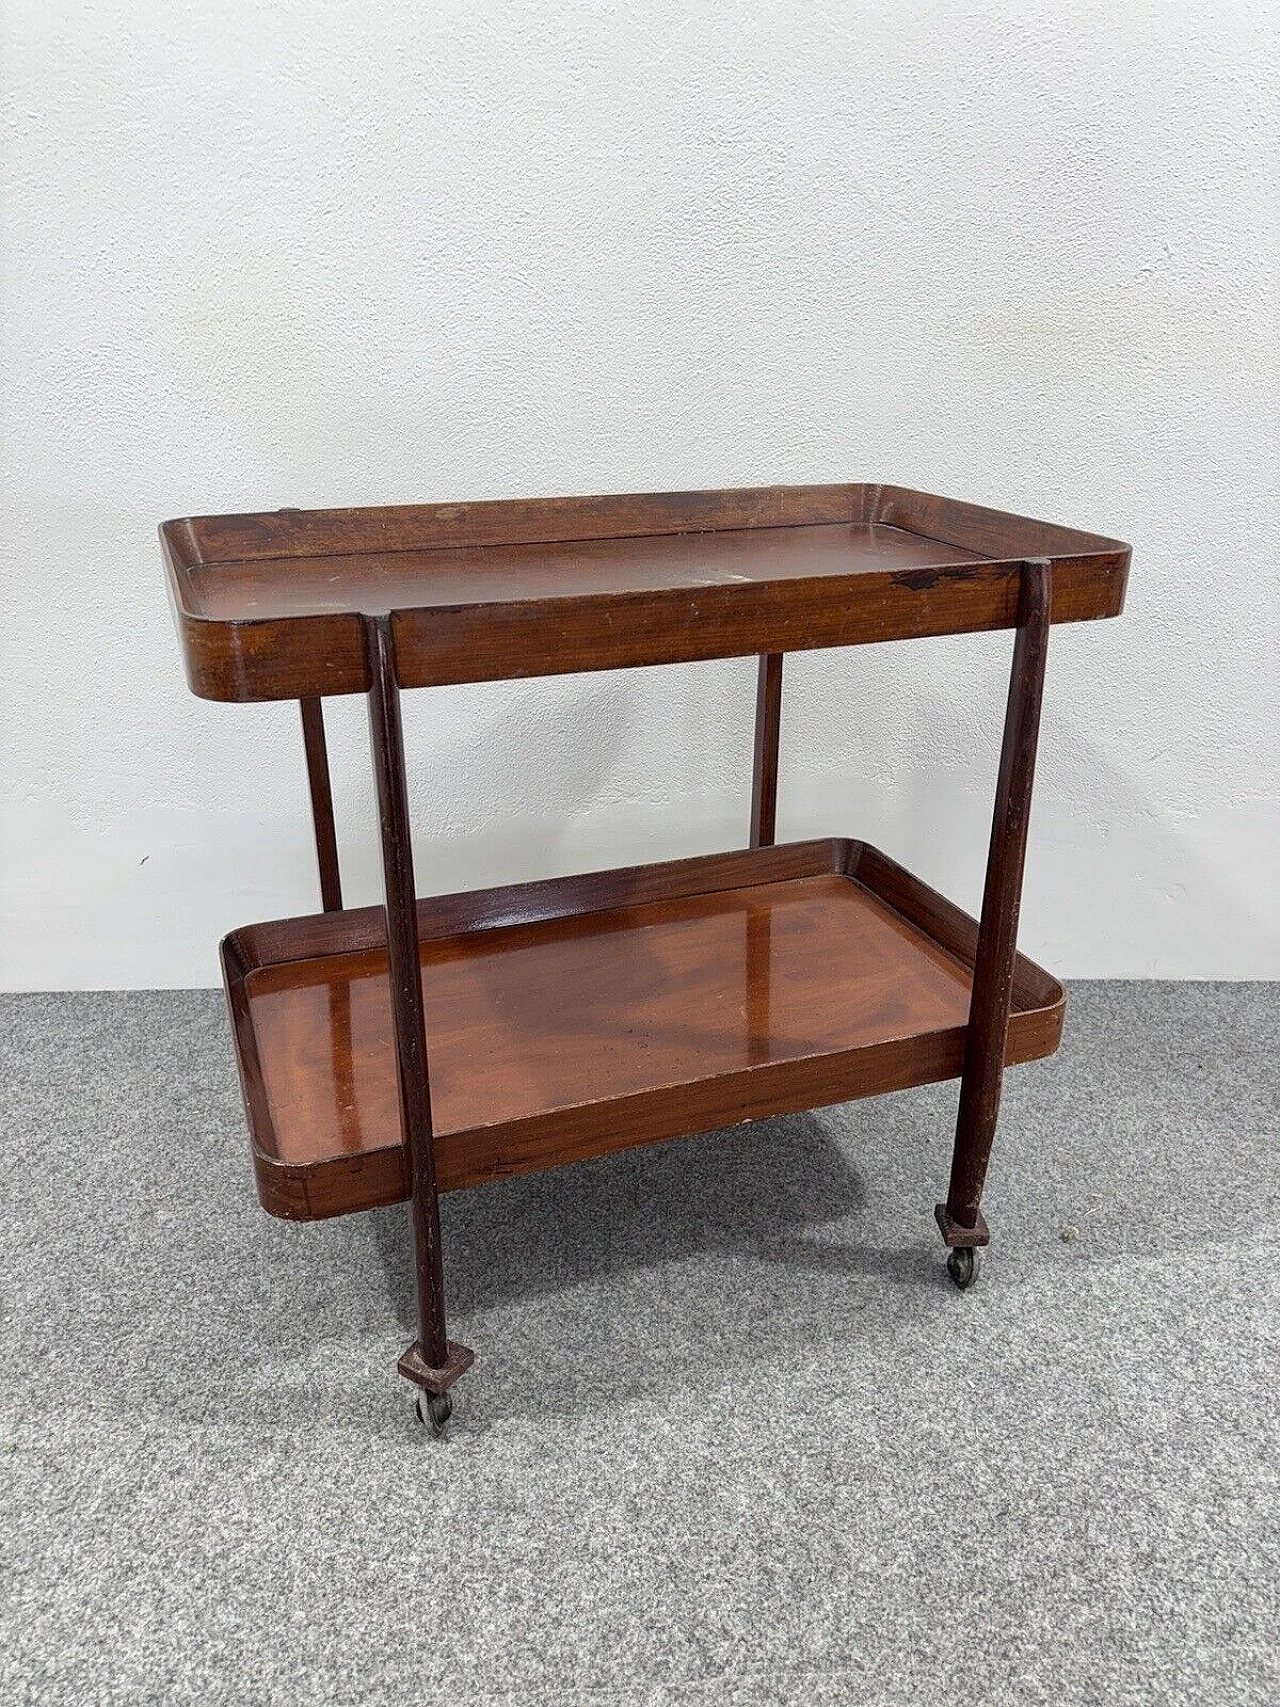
365 617 453 1368
944 561 1053 1232
750 653 783 848
162 484 1129 700
219 839 1065 1222
299 698 342 912
179 484 865 563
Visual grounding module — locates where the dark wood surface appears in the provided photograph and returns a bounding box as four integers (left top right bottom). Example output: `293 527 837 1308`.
172 489 1130 1410
186 522 980 620
942 560 1052 1235
298 698 342 912
220 838 1065 1222
366 618 458 1376
162 485 1129 700
750 653 783 847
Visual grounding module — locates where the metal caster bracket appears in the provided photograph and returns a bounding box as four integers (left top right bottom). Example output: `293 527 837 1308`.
416 1389 454 1436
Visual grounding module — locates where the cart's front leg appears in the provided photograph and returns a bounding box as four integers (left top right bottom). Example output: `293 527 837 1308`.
937 560 1051 1288
366 616 473 1430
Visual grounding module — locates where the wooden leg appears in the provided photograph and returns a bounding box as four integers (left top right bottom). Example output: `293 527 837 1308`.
750 652 783 848
365 618 473 1399
299 698 343 912
937 560 1052 1250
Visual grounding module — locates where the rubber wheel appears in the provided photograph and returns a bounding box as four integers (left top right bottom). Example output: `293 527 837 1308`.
415 1389 453 1436
946 1246 979 1291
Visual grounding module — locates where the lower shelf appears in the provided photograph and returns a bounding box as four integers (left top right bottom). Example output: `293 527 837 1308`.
221 838 1065 1221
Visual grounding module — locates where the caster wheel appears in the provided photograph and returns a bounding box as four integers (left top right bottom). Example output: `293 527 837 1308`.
415 1389 453 1436
946 1246 979 1291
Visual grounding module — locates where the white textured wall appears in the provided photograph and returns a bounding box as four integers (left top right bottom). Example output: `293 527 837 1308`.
2 1 1277 988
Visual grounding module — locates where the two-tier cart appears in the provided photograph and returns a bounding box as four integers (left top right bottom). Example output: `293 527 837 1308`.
163 483 1129 1433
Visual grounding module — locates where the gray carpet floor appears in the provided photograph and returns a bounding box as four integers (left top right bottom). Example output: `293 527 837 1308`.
1 983 1277 1706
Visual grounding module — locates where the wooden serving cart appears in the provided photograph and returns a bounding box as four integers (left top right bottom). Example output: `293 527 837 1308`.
162 484 1129 1433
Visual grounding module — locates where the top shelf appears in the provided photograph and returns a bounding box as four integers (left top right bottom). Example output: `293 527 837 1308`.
162 483 1129 701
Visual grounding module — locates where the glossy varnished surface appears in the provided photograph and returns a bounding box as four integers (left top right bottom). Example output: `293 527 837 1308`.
222 841 1066 1217
248 872 970 1164
163 484 1130 698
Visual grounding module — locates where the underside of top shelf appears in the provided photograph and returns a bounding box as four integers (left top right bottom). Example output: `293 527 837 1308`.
162 483 1130 700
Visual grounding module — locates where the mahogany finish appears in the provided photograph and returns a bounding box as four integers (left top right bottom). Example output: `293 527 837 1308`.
299 698 342 912
365 618 467 1389
161 485 1129 701
750 654 783 847
167 481 1131 1424
220 839 1065 1222
941 560 1052 1238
